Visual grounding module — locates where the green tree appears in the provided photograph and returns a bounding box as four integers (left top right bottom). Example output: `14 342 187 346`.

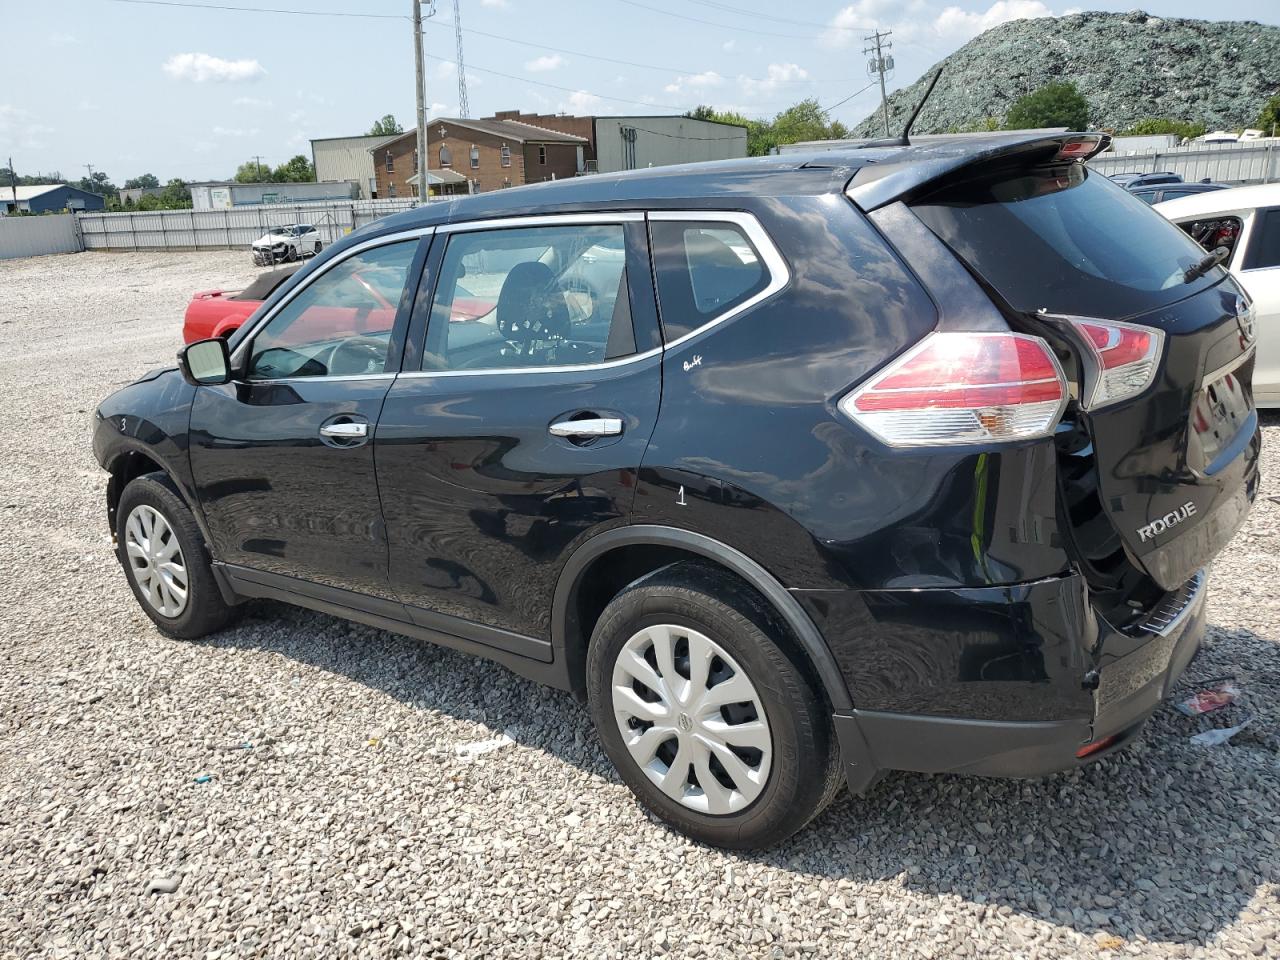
271 154 316 183
687 99 848 157
1122 118 1206 140
1255 95 1280 137
75 171 118 198
367 114 403 136
124 173 161 190
946 116 1001 134
234 159 271 183
1004 82 1090 131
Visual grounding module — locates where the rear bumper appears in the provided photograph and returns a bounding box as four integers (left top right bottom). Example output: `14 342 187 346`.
833 570 1207 792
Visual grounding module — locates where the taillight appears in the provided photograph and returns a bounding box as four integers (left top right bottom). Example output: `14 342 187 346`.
1067 318 1164 409
839 332 1067 446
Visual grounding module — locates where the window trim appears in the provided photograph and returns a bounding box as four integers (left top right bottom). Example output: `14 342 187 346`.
228 227 435 380
402 213 656 379
1173 210 1250 270
648 210 790 350
500 143 511 167
399 210 787 378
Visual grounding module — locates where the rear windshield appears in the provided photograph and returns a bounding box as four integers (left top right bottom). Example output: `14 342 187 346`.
912 163 1218 319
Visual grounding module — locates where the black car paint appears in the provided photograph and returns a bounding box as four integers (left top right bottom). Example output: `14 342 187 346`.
94 135 1260 790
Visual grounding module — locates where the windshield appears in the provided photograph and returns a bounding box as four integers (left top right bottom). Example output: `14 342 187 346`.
912 163 1219 319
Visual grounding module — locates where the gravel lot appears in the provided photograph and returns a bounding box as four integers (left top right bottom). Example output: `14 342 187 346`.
1 250 1278 960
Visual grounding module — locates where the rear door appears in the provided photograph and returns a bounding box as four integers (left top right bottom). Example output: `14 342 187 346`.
375 214 662 641
911 162 1260 595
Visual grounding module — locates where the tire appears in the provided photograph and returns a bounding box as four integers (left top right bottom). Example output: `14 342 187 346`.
115 473 239 640
286 245 298 262
586 561 843 849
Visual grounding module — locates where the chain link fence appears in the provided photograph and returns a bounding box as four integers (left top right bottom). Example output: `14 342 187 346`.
76 198 422 253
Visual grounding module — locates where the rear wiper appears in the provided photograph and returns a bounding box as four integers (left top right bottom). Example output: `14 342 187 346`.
1184 246 1231 283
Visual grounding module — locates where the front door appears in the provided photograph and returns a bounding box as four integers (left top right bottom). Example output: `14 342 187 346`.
376 216 662 640
189 233 428 598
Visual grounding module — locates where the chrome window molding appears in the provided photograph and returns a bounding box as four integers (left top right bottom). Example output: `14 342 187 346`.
229 226 435 372
436 212 644 234
647 209 791 352
398 346 663 380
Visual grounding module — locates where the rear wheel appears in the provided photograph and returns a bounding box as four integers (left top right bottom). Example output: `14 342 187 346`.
586 562 842 849
115 474 238 639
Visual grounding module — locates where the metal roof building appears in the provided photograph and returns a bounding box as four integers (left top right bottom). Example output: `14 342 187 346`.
310 134 399 200
2 183 106 215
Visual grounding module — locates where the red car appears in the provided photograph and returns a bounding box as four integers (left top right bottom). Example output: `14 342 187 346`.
182 264 495 343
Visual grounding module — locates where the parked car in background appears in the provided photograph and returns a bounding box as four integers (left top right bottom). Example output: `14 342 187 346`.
1129 181 1229 205
183 265 300 343
1157 183 1280 406
251 224 323 266
1108 171 1182 189
95 133 1259 849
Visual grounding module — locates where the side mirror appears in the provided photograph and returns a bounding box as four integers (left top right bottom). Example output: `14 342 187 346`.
177 337 232 386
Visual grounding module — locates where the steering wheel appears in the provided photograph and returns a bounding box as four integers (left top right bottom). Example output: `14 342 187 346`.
328 336 387 376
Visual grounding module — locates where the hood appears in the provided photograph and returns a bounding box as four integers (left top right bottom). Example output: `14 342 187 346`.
253 231 289 247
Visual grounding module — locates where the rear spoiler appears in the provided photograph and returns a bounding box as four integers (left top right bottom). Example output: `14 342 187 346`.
845 132 1111 212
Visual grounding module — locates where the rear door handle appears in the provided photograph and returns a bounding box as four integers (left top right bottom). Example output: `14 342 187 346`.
320 421 368 439
549 417 623 439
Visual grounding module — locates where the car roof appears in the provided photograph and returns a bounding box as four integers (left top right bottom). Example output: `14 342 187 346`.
1154 183 1280 218
354 132 1103 238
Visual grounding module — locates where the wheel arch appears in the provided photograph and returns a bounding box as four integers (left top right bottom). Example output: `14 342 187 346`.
552 525 853 711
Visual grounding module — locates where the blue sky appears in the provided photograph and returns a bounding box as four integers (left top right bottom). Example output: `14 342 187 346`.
1 0 1276 183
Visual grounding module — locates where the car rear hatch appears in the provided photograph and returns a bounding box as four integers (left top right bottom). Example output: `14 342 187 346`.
864 141 1261 623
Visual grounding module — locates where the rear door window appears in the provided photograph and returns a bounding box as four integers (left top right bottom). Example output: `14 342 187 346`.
1242 208 1280 270
912 164 1218 318
650 220 770 341
423 223 635 371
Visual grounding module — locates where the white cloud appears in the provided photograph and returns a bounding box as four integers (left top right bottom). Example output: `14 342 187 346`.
480 0 507 6
162 52 266 83
49 32 80 46
212 126 259 137
722 39 736 52
663 70 724 95
740 62 808 96
525 54 565 72
233 96 272 107
0 105 53 150
820 0 898 48
932 0 1054 39
561 90 604 114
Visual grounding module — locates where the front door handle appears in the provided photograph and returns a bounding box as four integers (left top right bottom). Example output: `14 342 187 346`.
320 421 368 440
549 417 623 439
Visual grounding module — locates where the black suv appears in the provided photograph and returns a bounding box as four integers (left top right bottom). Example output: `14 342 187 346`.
94 133 1260 849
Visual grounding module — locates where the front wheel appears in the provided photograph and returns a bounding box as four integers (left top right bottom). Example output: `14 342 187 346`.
115 474 239 639
586 561 842 849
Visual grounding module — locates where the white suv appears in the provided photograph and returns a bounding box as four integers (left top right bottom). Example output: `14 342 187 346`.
251 224 322 266
1157 184 1279 407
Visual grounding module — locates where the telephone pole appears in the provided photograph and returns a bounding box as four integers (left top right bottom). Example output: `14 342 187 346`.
253 155 264 180
412 1 435 201
864 29 894 137
453 0 470 118
8 156 17 211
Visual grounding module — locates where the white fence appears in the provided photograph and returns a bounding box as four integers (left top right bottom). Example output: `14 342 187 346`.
1088 141 1280 185
0 214 82 260
76 198 421 253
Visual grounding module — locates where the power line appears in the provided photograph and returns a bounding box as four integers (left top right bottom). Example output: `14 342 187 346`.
612 0 827 39
683 0 873 32
109 0 406 19
821 80 880 116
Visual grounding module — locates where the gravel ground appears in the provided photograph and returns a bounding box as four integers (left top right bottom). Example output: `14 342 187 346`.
1 250 1278 960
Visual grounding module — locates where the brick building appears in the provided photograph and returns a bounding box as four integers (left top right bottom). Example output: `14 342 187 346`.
371 118 587 197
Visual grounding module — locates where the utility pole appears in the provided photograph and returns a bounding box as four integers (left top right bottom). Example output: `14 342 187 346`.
864 29 894 137
413 0 432 201
253 155 264 180
8 156 17 211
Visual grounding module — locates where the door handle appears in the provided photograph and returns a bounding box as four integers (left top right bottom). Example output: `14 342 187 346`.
549 417 623 439
319 421 368 439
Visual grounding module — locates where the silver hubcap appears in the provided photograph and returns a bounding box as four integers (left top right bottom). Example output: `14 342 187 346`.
124 505 189 618
611 624 772 815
